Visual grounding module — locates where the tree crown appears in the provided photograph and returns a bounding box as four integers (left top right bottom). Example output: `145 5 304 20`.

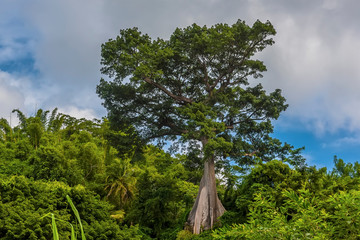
97 19 300 166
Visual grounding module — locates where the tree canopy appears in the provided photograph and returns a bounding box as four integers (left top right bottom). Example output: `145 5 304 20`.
97 19 302 167
97 19 305 234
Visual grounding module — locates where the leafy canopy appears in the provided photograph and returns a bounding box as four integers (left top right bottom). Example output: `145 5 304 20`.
97 19 301 167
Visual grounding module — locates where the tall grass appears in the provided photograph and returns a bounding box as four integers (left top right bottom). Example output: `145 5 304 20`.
66 195 86 240
47 195 86 240
51 214 60 240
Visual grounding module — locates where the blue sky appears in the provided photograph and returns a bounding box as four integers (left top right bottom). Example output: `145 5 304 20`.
1 0 360 170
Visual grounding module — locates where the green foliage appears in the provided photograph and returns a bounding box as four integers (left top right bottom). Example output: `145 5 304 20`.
66 195 86 240
126 147 198 238
176 230 193 240
51 214 60 240
97 19 303 169
220 160 303 224
97 20 306 234
3 18 360 240
326 190 360 239
2 104 360 240
104 157 138 208
0 118 12 142
0 108 151 239
29 145 82 185
46 199 77 240
212 188 332 239
0 175 146 239
176 229 214 240
211 158 360 239
0 108 139 187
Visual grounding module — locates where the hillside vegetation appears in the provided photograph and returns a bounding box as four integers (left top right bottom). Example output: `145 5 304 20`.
1 109 360 239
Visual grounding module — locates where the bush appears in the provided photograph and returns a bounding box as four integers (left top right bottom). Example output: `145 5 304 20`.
0 175 146 239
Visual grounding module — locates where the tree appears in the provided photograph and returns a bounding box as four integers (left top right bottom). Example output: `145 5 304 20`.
0 118 13 142
126 146 198 238
97 19 301 234
104 157 137 209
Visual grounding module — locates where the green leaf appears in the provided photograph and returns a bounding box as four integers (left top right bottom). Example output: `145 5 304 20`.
66 195 86 240
51 214 60 240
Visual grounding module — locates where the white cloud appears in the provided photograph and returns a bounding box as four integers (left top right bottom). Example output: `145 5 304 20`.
324 135 360 149
1 0 360 136
57 106 98 120
0 0 110 118
254 4 360 135
25 1 110 85
0 71 26 120
0 70 99 126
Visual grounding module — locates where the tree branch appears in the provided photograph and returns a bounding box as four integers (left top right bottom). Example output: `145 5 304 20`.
144 77 193 104
212 38 265 93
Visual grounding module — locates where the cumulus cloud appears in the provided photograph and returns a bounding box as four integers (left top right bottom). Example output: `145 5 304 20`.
1 0 360 138
321 133 360 150
0 0 110 117
57 106 98 120
0 71 26 122
250 1 360 135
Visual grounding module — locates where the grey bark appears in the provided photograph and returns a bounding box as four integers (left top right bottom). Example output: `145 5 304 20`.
186 139 226 234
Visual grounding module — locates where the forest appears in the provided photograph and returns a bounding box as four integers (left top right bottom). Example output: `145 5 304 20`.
1 20 360 240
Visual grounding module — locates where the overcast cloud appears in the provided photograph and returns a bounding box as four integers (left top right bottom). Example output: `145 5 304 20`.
1 0 360 137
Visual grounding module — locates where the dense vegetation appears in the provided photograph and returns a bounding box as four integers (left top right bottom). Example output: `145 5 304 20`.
1 108 360 239
2 20 360 239
0 108 200 239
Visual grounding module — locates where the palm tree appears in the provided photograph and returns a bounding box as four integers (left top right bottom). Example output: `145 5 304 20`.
104 158 137 208
35 109 50 128
11 108 71 148
12 109 27 130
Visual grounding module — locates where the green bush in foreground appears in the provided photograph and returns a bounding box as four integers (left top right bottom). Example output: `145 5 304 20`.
212 187 360 239
0 175 146 240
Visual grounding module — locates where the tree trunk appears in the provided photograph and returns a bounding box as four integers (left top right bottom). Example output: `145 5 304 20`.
185 140 226 234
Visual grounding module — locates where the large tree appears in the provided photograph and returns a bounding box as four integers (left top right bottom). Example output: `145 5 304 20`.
97 20 302 234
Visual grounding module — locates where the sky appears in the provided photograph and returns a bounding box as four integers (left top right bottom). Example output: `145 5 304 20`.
1 0 360 169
